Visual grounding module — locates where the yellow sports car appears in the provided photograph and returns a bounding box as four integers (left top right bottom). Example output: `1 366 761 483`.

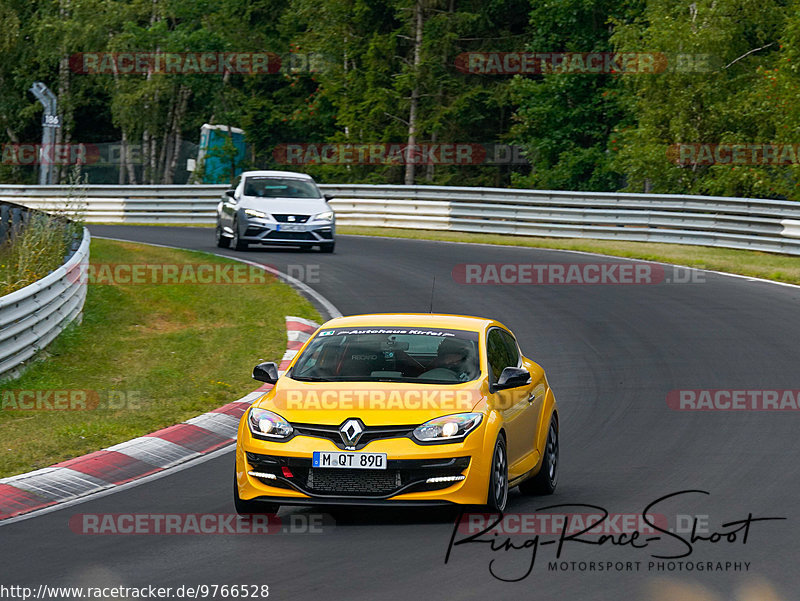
234 313 558 512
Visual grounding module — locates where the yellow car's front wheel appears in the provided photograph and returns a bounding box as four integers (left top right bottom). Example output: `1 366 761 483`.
486 435 508 512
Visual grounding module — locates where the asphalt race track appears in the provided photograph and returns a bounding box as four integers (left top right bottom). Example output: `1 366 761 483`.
2 225 799 600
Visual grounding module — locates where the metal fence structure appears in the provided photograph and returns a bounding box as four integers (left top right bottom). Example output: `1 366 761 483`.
0 203 32 240
1 183 800 255
0 202 89 380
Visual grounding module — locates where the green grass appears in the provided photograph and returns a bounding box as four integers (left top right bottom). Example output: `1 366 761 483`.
0 238 321 477
339 226 800 286
0 214 80 296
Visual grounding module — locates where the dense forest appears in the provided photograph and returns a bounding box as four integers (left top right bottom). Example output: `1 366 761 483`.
1 0 799 199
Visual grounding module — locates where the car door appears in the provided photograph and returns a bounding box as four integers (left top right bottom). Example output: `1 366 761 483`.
514 335 548 478
486 328 534 478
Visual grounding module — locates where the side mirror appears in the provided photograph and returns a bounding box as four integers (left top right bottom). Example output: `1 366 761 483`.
225 189 236 198
494 366 530 390
323 194 335 201
252 361 279 384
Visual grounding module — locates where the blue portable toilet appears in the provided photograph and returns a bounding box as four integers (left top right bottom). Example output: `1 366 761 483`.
197 124 246 184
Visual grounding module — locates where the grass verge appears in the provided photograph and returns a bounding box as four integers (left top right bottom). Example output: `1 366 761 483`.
0 238 321 477
339 226 800 286
0 213 81 296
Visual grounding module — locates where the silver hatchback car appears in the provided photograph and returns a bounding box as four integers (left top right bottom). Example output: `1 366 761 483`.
216 170 335 252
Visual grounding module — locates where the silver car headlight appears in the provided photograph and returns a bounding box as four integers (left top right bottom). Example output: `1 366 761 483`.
314 211 334 222
413 413 483 443
248 408 294 439
244 208 268 219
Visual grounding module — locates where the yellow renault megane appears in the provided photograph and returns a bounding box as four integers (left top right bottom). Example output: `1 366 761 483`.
234 314 559 513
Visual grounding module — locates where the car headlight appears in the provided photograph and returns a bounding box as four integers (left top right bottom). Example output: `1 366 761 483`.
248 408 294 439
244 208 268 219
314 211 334 222
413 413 483 443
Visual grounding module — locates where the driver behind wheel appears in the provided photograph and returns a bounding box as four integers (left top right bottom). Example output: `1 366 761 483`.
426 338 477 382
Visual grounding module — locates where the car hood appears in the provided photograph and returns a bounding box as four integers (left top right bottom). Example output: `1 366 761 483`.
252 378 486 426
239 196 329 215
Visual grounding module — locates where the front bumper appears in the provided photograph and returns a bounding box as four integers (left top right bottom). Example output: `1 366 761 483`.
239 215 334 246
235 421 494 506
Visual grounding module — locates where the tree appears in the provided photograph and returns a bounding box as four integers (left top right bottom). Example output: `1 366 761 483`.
509 0 644 192
609 0 787 197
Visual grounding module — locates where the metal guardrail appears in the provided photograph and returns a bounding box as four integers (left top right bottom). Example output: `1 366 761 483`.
0 203 32 240
0 204 90 380
1 184 799 255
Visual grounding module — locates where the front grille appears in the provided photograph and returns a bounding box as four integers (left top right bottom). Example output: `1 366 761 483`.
264 230 316 241
292 423 415 450
308 469 401 494
246 452 470 498
272 214 310 223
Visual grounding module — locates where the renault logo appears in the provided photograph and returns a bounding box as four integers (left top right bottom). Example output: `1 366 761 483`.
339 419 364 446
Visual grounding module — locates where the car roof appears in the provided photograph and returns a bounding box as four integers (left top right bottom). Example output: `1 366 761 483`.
240 170 314 180
319 313 503 333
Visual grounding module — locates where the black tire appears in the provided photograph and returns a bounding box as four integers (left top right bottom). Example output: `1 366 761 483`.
231 217 248 251
486 435 508 512
319 242 335 253
519 418 558 496
215 223 230 248
233 472 280 515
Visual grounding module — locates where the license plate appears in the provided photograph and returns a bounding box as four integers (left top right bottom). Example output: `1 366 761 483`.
276 223 306 232
312 451 387 470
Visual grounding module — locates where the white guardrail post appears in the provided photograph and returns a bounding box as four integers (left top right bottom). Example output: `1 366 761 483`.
0 223 90 380
0 184 798 255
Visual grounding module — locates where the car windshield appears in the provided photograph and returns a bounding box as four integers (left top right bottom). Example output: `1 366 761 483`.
243 177 320 198
291 327 481 384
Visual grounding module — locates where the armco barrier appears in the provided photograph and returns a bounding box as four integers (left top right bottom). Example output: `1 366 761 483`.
1 184 799 255
0 205 89 380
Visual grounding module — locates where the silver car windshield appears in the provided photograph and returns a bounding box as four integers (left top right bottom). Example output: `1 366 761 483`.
291 328 480 384
244 177 321 198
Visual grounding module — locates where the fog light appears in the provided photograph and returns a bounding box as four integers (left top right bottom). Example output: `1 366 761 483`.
425 475 466 484
248 471 277 479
